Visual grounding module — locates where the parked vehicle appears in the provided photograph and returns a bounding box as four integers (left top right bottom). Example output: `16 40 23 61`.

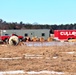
54 30 76 41
0 34 24 43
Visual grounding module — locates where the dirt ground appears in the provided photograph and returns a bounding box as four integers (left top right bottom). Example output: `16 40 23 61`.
0 43 76 75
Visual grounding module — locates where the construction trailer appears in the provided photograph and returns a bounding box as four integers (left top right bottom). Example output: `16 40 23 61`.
0 29 50 40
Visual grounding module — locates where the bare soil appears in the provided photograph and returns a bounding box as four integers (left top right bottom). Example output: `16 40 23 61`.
0 43 76 75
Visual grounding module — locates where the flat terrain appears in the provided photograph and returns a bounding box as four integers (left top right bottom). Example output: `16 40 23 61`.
0 42 76 75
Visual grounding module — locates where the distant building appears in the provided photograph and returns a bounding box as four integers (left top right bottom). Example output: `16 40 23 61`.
0 29 50 40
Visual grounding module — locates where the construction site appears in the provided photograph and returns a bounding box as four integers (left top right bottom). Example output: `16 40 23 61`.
0 29 76 75
0 0 76 74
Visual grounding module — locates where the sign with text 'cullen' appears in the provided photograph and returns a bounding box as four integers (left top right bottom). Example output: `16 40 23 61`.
60 31 76 36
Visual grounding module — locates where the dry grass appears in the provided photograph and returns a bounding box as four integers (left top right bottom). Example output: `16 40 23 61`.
0 43 76 75
3 74 76 75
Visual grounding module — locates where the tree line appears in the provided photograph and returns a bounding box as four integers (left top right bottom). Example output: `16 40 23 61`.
0 19 76 33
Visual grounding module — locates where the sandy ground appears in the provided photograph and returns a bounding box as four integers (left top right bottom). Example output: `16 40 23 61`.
0 42 76 75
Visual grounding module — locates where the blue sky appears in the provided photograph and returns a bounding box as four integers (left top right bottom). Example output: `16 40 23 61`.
0 0 76 24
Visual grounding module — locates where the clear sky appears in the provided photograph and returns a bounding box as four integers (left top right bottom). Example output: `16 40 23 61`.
0 0 76 25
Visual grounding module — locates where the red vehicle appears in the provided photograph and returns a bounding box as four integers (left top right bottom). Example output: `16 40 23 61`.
54 30 76 41
0 34 24 43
